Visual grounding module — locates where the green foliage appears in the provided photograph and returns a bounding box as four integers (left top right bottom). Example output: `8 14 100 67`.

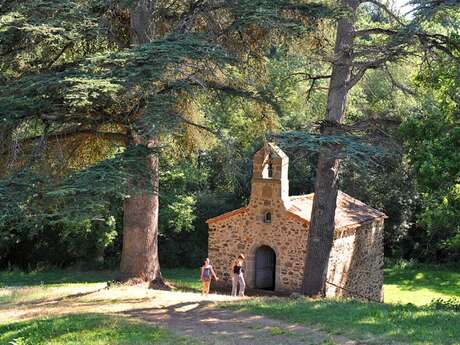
0 145 151 268
1 0 459 270
400 31 460 261
276 130 391 163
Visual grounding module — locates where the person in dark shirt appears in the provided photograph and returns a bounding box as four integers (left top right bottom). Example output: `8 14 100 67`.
231 254 246 296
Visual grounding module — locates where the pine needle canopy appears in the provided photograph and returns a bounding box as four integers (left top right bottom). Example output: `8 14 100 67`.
0 0 337 226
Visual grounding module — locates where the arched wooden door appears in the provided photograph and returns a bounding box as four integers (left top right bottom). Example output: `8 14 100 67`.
255 246 276 290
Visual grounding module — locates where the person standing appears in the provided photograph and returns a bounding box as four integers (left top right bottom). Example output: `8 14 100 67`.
201 258 218 296
231 254 246 297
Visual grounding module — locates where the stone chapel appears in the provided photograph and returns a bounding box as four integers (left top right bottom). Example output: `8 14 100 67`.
207 142 386 301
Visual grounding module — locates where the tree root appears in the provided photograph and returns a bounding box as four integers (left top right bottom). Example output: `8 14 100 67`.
149 277 173 290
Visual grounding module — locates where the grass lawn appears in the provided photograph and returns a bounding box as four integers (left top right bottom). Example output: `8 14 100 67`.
384 262 460 305
0 268 201 305
0 269 204 345
1 263 458 345
223 295 459 345
0 268 201 290
223 262 460 345
163 267 201 291
0 313 199 345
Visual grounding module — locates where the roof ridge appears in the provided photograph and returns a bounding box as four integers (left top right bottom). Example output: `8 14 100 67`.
289 193 314 199
206 206 247 224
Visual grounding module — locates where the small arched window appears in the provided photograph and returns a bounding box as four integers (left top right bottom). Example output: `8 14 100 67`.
264 212 272 223
267 162 273 178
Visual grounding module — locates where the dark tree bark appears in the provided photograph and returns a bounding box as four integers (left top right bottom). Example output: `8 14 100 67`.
120 0 163 284
302 0 359 296
130 0 156 45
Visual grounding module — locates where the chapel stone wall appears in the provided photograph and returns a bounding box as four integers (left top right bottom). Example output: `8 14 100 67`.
208 202 309 292
326 218 384 301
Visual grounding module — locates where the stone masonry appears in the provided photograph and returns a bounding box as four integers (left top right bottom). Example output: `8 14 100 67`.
207 143 386 301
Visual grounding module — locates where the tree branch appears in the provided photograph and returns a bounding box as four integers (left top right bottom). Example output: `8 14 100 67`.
353 28 398 37
346 65 370 90
347 47 407 90
159 78 284 117
384 66 416 96
361 0 405 26
45 42 73 69
1 128 128 156
281 72 331 83
169 111 221 136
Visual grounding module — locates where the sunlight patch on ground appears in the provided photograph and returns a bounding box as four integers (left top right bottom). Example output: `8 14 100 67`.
0 284 238 324
175 302 200 313
414 272 425 280
385 284 457 305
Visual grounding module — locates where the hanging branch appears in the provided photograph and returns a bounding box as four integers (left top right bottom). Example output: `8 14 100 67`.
384 66 417 96
361 0 405 26
353 28 398 37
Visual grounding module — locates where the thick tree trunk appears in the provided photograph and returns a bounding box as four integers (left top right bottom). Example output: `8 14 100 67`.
120 0 163 284
130 0 156 45
120 137 162 282
302 0 358 296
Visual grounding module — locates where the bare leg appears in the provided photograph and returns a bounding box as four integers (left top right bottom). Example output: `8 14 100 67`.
202 280 211 296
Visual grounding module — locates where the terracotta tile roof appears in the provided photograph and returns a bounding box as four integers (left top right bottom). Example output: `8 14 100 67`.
206 191 386 228
288 191 387 228
206 207 247 224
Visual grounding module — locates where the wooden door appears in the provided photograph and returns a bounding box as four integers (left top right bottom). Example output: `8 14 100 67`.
255 246 276 290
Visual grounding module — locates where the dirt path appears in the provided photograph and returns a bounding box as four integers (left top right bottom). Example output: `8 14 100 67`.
122 292 361 345
2 285 361 345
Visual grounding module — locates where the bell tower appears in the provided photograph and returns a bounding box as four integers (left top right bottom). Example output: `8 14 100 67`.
249 142 290 209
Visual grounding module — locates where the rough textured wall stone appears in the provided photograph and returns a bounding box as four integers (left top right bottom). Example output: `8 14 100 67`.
208 200 309 292
326 218 384 302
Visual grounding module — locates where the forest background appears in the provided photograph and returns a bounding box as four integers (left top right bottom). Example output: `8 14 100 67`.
0 0 458 271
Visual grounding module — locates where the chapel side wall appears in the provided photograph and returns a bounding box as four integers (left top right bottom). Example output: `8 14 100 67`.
326 218 384 302
208 213 247 283
208 208 309 292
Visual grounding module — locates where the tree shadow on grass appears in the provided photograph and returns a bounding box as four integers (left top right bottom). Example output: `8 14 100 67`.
122 300 330 345
0 313 183 345
0 286 107 307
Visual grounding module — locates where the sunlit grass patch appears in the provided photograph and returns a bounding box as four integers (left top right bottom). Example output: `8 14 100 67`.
384 262 460 305
0 284 107 305
163 268 201 292
223 296 459 345
222 263 460 345
0 268 200 305
0 313 200 345
268 326 287 336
